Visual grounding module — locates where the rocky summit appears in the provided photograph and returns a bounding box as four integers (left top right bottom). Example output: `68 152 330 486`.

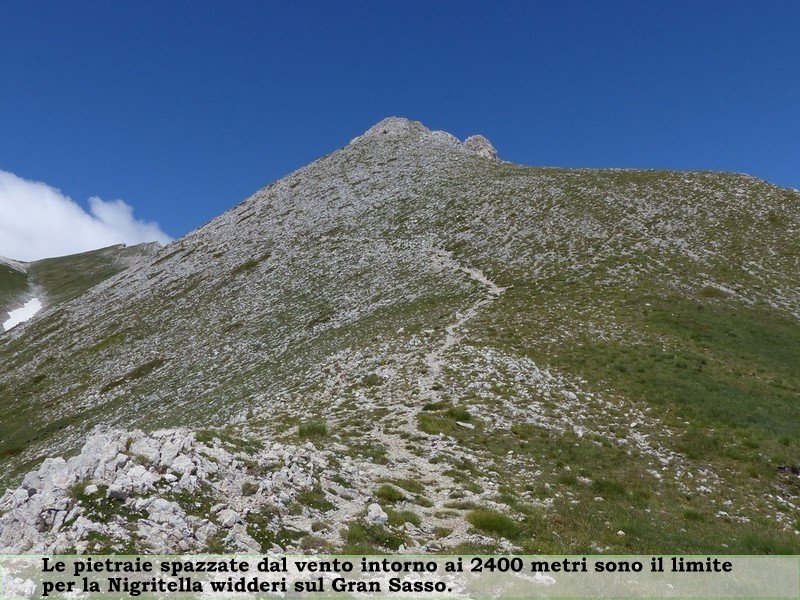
0 117 799 554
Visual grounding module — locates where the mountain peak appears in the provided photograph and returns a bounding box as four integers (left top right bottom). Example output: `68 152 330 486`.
3 118 797 556
354 116 499 159
361 116 430 138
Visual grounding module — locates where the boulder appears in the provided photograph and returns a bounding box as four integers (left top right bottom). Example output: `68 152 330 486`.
218 509 240 528
367 503 388 525
28 457 74 491
170 454 196 475
106 483 129 501
129 438 161 464
463 135 498 160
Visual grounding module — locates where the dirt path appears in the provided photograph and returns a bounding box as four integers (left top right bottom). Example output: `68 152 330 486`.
361 248 510 546
420 248 507 402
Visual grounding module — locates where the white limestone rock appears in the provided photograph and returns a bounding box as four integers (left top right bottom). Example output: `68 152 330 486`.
463 134 498 159
218 508 241 528
367 503 388 525
359 117 429 140
129 438 161 464
147 498 184 526
226 524 261 553
170 454 196 475
106 482 129 501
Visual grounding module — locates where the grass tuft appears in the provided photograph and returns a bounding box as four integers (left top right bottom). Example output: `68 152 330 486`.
466 509 521 539
297 421 328 439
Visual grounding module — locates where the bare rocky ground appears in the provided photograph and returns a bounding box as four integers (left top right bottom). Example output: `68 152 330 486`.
0 420 520 555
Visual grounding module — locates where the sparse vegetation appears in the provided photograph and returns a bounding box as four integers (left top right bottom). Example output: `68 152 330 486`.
342 522 405 553
231 252 271 276
100 358 166 393
246 506 304 552
362 373 385 387
374 484 405 503
385 478 425 494
466 509 521 539
240 481 259 496
297 420 328 439
295 485 334 511
387 508 421 527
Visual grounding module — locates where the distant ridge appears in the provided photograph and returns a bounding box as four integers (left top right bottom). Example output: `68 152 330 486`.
0 243 161 332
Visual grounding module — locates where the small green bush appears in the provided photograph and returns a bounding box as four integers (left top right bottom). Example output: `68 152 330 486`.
466 509 521 539
296 485 334 511
446 407 471 422
375 484 405 503
385 478 425 494
388 509 421 527
362 373 385 387
241 481 259 496
683 510 707 522
343 523 405 552
422 400 450 411
444 500 478 510
590 478 626 497
298 421 328 439
699 285 728 299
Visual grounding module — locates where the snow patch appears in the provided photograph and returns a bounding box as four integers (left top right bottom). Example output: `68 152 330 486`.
3 298 43 331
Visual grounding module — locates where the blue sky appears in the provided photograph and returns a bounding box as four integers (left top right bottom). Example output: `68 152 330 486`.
1 1 798 256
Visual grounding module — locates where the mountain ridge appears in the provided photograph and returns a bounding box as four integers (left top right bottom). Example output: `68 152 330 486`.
0 243 161 333
0 117 798 554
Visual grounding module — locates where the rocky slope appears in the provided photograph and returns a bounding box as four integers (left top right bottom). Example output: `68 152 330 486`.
0 117 798 554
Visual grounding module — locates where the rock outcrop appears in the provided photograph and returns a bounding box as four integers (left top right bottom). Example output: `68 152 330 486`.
361 117 430 139
463 134 498 160
0 426 338 554
354 117 496 158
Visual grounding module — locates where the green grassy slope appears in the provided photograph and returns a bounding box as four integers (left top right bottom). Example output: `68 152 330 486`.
0 243 161 327
27 244 160 307
0 261 29 316
0 244 160 471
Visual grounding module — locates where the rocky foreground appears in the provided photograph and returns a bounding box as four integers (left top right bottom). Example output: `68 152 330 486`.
1 426 321 554
0 422 510 555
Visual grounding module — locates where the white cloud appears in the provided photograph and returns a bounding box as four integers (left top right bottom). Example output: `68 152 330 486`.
0 170 172 262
